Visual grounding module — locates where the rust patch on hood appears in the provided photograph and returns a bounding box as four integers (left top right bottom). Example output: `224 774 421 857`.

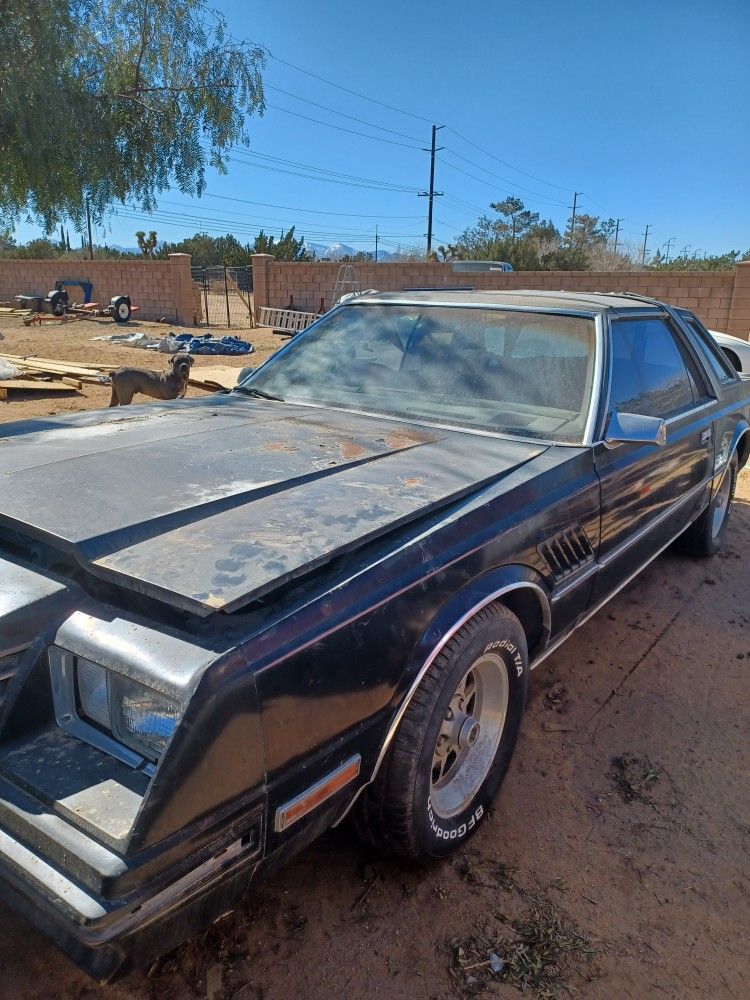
384 428 436 450
339 439 369 461
263 440 295 453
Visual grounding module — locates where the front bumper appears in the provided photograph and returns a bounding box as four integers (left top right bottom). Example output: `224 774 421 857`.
0 774 263 979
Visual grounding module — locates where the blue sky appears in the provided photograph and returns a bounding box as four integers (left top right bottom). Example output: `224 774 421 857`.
14 0 750 256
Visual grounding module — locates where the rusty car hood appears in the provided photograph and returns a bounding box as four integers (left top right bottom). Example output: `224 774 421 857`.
0 395 546 616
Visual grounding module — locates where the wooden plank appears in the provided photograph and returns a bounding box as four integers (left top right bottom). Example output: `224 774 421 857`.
0 379 79 393
0 354 105 378
188 366 244 389
62 377 83 389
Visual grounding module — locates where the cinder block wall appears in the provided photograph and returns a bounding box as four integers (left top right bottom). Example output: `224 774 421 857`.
252 255 749 339
0 253 194 325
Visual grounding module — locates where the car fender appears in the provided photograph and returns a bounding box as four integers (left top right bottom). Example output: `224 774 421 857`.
729 420 750 468
335 565 550 821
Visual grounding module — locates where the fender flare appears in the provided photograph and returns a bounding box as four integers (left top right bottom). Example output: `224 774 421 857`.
334 566 551 822
730 421 750 469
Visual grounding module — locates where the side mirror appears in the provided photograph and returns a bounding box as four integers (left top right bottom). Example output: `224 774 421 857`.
604 411 667 449
237 366 254 385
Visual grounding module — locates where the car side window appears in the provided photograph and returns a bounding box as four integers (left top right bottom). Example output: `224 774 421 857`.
682 315 739 382
609 317 698 418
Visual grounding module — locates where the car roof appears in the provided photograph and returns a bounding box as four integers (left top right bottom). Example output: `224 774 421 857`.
344 288 663 314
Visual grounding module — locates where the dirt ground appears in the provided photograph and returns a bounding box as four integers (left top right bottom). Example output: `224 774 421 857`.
0 314 748 999
0 313 280 419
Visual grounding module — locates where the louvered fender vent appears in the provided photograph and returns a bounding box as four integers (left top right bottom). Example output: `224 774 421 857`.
538 524 594 583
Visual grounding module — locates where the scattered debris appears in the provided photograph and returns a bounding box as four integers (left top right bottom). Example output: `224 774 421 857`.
94 331 254 355
450 899 595 997
543 682 569 712
455 855 518 893
609 753 659 803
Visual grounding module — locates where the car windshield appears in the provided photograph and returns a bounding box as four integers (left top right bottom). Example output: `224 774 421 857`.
241 304 597 443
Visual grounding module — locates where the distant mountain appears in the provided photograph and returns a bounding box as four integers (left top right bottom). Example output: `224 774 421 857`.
102 243 141 254
304 240 393 261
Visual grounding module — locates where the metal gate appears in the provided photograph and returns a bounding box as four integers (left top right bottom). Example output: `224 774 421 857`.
192 265 254 328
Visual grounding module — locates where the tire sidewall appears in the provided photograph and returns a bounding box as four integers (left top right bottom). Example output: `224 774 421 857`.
414 614 528 858
709 452 738 552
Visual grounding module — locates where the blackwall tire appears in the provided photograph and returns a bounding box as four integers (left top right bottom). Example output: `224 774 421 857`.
679 452 738 558
352 603 528 861
112 297 131 323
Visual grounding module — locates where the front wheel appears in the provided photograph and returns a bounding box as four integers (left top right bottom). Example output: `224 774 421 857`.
352 603 528 861
679 452 738 558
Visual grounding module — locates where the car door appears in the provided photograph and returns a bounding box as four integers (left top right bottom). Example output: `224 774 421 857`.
591 312 715 602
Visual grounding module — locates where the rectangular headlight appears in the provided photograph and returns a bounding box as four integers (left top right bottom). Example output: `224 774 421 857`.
75 658 179 763
76 658 111 729
110 674 180 760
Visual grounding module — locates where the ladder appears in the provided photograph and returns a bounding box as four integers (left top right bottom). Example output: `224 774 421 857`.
330 264 360 307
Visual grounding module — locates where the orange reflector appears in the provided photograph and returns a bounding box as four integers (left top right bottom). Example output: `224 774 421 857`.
274 755 361 832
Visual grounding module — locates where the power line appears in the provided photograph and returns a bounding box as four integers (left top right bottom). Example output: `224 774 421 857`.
442 148 570 207
121 201 424 236
265 50 627 219
114 207 421 242
265 85 422 142
189 191 423 220
267 52 434 124
445 127 571 192
439 155 569 211
224 147 419 193
265 103 423 149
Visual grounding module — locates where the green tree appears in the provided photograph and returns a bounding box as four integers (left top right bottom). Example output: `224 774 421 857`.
1 0 265 230
490 196 540 239
135 230 159 257
252 227 310 261
565 213 607 250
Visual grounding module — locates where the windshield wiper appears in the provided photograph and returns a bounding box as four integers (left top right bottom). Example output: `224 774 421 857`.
235 385 285 402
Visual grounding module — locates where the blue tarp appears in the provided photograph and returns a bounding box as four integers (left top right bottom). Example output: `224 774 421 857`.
173 333 253 356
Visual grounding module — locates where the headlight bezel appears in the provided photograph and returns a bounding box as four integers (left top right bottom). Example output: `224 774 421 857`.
49 647 181 769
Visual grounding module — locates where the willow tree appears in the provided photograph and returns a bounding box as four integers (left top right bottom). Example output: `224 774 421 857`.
0 0 265 230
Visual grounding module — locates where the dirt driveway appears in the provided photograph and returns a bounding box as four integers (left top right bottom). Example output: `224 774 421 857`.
0 316 748 999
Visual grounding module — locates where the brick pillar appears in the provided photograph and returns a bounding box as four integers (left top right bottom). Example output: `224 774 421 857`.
727 260 750 340
251 254 274 319
168 253 194 326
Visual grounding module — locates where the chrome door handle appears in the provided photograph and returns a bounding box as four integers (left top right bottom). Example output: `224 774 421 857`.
700 428 712 445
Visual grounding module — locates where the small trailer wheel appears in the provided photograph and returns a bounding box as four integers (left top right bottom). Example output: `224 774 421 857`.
111 296 132 323
48 290 67 316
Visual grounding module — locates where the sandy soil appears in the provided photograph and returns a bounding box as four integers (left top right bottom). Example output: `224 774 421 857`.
0 313 280 421
0 315 748 999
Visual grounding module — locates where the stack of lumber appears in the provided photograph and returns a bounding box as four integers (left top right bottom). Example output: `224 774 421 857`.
0 351 112 399
0 351 239 399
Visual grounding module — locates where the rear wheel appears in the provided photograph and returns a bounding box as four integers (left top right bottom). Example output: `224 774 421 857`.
112 296 132 323
353 603 528 860
680 452 738 557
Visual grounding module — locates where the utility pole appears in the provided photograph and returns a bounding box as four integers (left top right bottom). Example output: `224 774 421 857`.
85 197 94 260
641 224 651 265
418 124 444 257
375 225 379 263
663 236 676 264
613 217 624 256
568 192 582 247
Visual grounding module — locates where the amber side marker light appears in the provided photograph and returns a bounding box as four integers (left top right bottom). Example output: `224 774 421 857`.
274 755 361 832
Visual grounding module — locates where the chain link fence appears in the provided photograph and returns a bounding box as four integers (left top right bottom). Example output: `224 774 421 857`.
192 265 254 328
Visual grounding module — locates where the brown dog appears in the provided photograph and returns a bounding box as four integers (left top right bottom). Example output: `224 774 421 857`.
108 353 194 407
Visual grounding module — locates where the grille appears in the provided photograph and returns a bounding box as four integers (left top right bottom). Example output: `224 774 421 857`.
538 525 594 583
